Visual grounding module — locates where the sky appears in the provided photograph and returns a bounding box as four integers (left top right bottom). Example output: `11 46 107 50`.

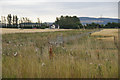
0 0 119 22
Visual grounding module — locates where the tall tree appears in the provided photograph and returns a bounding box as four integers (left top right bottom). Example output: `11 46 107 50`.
7 14 12 27
13 15 15 27
37 18 41 27
12 15 18 28
15 15 18 27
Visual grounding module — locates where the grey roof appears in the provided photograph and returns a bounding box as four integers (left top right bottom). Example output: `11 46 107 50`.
20 23 41 25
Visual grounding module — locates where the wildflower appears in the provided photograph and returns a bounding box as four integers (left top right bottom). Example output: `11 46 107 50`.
98 64 102 66
89 62 93 65
42 62 45 66
62 47 65 50
14 52 18 57
35 48 39 52
105 59 108 61
8 41 11 44
20 44 22 46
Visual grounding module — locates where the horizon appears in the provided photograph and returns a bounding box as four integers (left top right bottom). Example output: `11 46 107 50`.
0 15 118 23
0 2 118 22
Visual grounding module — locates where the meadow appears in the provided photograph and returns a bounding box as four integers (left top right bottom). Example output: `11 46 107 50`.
2 29 118 78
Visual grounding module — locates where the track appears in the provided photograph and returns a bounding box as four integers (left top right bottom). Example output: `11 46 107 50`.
49 29 103 46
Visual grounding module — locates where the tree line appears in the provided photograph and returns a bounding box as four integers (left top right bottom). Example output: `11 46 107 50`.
55 15 120 29
1 14 49 29
83 22 120 29
1 14 120 29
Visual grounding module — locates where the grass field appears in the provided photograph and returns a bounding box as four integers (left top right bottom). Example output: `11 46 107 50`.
2 29 118 78
1 28 72 34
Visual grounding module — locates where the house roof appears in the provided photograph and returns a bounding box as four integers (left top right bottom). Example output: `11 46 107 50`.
20 23 41 25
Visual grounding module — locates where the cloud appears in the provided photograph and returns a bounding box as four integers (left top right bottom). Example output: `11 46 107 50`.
0 0 119 2
0 2 118 22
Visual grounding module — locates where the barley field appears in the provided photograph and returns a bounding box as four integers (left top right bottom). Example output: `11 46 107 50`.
1 28 72 34
2 29 118 78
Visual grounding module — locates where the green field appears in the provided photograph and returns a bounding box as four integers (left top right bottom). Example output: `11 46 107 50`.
2 29 118 78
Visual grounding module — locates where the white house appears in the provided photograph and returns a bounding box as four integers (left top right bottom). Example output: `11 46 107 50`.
50 24 56 29
50 24 60 29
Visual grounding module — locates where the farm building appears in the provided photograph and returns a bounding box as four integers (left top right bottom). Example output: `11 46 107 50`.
19 23 41 29
50 24 60 29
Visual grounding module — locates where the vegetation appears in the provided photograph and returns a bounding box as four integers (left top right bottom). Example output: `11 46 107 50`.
84 22 120 29
84 23 100 29
2 29 118 78
54 15 120 29
104 22 120 28
55 16 82 29
12 15 18 28
1 14 120 29
7 14 12 27
2 14 49 29
40 23 49 29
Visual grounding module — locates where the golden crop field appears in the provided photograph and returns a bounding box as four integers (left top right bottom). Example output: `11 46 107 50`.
91 29 118 37
0 28 72 34
91 29 118 41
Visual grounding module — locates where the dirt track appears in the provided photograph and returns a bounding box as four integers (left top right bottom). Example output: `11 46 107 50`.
0 28 72 34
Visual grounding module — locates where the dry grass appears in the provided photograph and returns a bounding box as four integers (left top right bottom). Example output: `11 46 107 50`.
2 29 118 78
1 28 72 34
91 29 118 37
91 29 118 41
96 37 114 41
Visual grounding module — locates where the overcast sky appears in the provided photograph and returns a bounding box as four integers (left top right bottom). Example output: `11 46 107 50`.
0 0 119 22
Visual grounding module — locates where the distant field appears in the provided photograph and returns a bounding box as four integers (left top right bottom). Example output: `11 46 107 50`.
2 29 118 78
0 28 72 34
91 29 118 41
91 29 118 37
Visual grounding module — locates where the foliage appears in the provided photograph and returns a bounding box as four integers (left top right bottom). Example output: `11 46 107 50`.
3 14 120 29
40 23 49 29
55 15 82 29
85 23 100 29
104 22 120 28
7 14 12 27
84 22 120 29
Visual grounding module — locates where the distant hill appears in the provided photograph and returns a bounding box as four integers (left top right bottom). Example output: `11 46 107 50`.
79 17 118 25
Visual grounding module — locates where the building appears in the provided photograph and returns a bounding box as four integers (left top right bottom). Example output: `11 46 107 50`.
50 24 55 29
19 23 41 28
50 24 60 29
